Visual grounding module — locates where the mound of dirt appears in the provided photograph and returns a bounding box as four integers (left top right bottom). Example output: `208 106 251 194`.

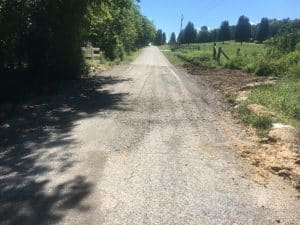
184 63 267 94
183 63 300 192
269 124 300 147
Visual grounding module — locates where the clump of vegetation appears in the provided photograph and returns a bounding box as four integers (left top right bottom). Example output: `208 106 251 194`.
0 0 157 102
238 105 273 137
225 93 238 105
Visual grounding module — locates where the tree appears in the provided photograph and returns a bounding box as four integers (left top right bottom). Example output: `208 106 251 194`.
88 0 156 60
162 32 166 45
169 32 177 44
154 29 164 45
209 29 219 42
0 0 156 100
177 30 184 44
198 26 209 43
135 15 156 47
183 22 197 44
219 21 231 43
235 15 251 44
256 18 270 42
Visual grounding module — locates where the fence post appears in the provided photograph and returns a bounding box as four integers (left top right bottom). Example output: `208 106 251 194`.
213 42 217 59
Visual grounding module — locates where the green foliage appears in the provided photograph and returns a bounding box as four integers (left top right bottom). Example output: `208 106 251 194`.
238 105 272 137
235 15 251 44
0 0 156 101
256 18 270 42
226 93 238 105
266 31 298 55
224 57 246 69
219 21 231 43
244 72 300 133
198 26 210 43
180 22 197 44
162 32 167 45
154 29 165 46
255 41 300 76
250 81 300 120
169 32 177 45
88 0 156 60
170 18 300 47
254 60 276 76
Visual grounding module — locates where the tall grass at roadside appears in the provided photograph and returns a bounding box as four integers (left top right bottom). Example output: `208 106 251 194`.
162 41 300 76
162 41 265 71
244 63 300 133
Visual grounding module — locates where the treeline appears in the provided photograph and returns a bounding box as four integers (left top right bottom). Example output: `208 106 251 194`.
0 0 156 83
171 16 300 45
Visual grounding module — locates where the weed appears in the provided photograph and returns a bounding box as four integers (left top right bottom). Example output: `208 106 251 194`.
226 93 238 105
238 104 272 137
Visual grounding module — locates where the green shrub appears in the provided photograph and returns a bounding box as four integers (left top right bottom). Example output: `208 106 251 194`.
266 31 298 55
224 57 245 69
238 105 272 137
289 62 300 78
226 93 237 104
254 51 300 76
255 59 275 76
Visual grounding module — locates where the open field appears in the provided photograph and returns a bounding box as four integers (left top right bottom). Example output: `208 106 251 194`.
163 41 265 71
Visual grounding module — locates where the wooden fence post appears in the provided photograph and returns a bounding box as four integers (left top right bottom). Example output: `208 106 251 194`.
213 42 217 59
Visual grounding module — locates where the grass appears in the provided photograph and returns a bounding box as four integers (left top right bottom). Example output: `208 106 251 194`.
163 51 185 67
233 64 300 136
245 73 300 134
238 105 273 137
225 93 238 105
161 41 265 71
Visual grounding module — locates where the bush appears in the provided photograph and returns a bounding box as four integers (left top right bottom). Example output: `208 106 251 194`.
289 62 300 78
238 105 272 137
224 57 245 69
255 60 276 76
254 51 300 76
266 31 298 55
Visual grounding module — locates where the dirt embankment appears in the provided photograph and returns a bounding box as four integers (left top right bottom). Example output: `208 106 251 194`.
184 62 300 193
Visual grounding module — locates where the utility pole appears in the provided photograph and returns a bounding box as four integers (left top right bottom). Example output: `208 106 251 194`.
180 14 184 32
179 14 183 46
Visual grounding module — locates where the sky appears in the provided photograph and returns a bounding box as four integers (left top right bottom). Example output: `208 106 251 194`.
139 0 300 39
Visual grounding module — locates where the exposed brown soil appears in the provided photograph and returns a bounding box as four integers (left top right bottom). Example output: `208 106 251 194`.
184 62 300 192
184 63 268 94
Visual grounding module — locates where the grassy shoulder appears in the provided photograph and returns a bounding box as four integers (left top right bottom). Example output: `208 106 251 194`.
161 42 300 137
161 41 265 70
244 73 300 133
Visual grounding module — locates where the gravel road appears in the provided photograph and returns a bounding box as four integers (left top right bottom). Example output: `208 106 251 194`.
1 46 299 225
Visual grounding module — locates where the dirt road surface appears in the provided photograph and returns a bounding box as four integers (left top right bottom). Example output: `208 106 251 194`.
1 46 299 225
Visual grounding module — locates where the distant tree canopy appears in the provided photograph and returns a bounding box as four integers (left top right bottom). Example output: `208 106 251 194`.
169 32 177 44
235 15 251 44
178 22 197 44
162 32 167 45
256 18 270 42
0 0 156 81
169 17 299 47
154 29 166 45
219 21 231 43
198 26 210 43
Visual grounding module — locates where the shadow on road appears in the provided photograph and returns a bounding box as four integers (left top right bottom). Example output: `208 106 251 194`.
0 75 130 225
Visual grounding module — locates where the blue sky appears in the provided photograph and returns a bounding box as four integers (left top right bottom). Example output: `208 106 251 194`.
139 0 300 39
